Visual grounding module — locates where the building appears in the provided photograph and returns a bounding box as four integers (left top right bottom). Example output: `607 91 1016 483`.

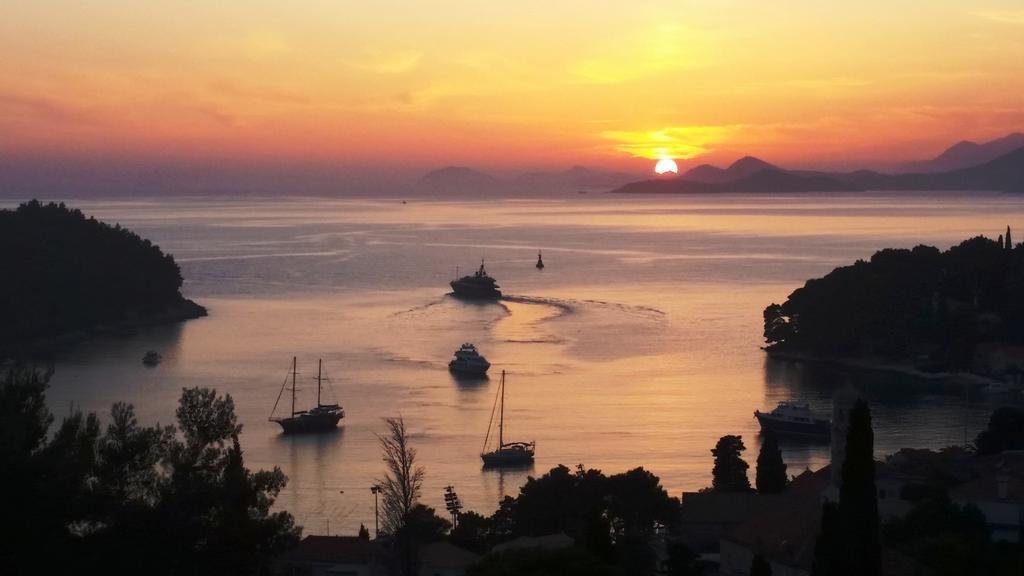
418 541 481 576
275 535 389 576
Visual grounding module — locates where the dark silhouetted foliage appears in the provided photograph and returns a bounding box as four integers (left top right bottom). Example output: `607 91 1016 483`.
974 406 1024 455
0 200 201 357
838 400 881 576
811 501 840 576
883 496 994 576
0 368 299 575
755 433 787 493
466 547 614 576
711 435 751 492
459 464 678 576
763 234 1024 370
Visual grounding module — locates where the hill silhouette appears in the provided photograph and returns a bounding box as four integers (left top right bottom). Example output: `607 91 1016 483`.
613 146 1024 194
417 165 637 194
417 166 502 193
613 165 856 194
764 231 1024 376
682 156 778 183
901 132 1024 173
0 200 205 357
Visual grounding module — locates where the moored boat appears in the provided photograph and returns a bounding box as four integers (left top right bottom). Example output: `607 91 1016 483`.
142 350 162 366
270 357 344 434
754 401 830 437
481 370 535 467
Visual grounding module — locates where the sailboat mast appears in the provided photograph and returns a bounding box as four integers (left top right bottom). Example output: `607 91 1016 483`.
317 359 323 407
291 356 297 418
499 370 505 448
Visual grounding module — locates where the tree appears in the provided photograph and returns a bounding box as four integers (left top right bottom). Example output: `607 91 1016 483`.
1007 226 1012 250
974 406 1024 455
811 501 840 576
755 433 788 493
0 369 299 575
358 524 370 541
751 554 773 576
838 400 881 576
883 496 992 576
401 503 451 544
665 541 701 576
376 416 425 536
711 435 750 492
450 511 492 553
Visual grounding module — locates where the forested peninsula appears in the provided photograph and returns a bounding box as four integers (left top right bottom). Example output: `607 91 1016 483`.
764 229 1024 379
0 200 205 357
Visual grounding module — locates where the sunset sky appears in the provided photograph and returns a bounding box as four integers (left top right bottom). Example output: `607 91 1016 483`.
2 0 1024 181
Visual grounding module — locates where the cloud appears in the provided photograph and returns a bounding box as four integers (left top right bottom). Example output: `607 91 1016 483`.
0 92 90 124
351 49 422 74
601 125 740 159
977 10 1024 24
571 23 709 84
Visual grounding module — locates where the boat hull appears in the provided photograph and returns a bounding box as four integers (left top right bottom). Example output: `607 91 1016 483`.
754 412 830 437
481 444 535 468
274 412 343 434
449 362 490 376
450 280 502 300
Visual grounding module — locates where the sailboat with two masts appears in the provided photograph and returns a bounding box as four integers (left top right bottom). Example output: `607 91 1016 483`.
481 370 535 467
270 357 344 433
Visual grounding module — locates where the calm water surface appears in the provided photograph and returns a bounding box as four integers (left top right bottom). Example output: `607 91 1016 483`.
27 192 1024 534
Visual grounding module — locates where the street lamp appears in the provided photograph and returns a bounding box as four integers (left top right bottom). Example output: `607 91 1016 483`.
370 485 381 538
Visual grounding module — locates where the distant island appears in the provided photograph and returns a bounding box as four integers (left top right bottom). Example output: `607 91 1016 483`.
416 165 639 194
611 135 1024 195
0 200 206 358
763 229 1024 380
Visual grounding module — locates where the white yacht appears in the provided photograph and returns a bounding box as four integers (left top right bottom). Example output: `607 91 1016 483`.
448 343 491 376
754 401 830 437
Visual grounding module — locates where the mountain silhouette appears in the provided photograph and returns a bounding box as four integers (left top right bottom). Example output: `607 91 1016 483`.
613 166 855 194
515 165 636 190
614 146 1024 194
417 165 638 194
681 156 778 183
417 166 501 192
900 132 1024 173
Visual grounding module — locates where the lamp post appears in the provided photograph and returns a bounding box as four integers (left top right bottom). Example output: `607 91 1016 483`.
370 484 381 538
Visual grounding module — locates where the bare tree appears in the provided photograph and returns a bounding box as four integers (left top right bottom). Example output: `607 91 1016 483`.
376 416 424 535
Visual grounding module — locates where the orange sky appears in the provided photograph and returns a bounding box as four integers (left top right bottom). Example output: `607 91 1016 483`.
2 1 1023 175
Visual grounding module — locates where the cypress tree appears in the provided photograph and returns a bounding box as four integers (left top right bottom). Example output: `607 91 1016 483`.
811 501 840 576
838 400 881 576
711 435 751 492
1007 226 1012 250
751 553 773 576
755 433 788 493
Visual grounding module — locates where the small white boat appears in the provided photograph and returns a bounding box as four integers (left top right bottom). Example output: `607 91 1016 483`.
448 343 491 376
754 401 830 437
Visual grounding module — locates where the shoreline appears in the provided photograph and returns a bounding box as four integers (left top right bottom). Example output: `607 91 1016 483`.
765 348 998 387
2 298 207 362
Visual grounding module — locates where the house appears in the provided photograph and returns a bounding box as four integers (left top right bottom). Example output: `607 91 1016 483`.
490 532 574 553
950 452 1024 543
679 491 770 553
275 535 389 576
418 541 480 576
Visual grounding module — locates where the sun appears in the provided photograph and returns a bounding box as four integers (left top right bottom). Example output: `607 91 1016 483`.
654 158 678 175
